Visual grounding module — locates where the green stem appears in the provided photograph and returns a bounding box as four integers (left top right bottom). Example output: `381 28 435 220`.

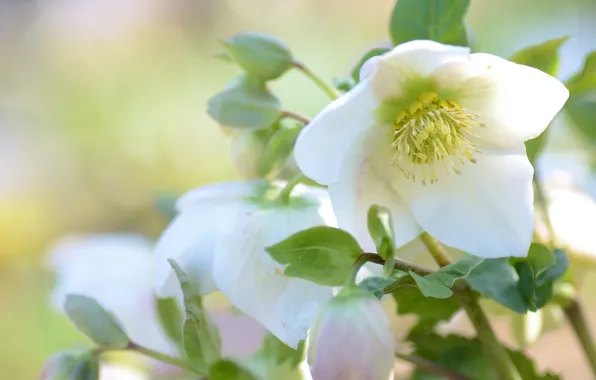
395 352 473 380
419 232 451 267
128 342 200 374
535 176 596 377
420 233 522 380
454 289 522 380
277 173 306 204
293 61 340 100
280 110 311 125
563 299 596 377
359 253 433 276
533 175 556 248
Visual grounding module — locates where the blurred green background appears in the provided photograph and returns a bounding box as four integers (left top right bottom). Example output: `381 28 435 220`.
1 0 595 378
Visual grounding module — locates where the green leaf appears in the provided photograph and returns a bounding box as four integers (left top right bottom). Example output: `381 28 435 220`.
169 260 222 373
367 205 395 261
350 47 390 82
154 193 179 221
515 261 538 312
525 243 555 277
565 96 596 144
392 276 461 328
266 226 363 286
409 331 561 380
222 33 294 81
359 276 397 299
525 128 550 165
410 256 483 299
467 259 528 313
255 334 305 368
567 51 596 95
509 37 568 76
333 77 356 92
156 297 183 347
257 123 302 177
64 295 129 348
207 76 282 130
536 249 569 286
41 350 100 380
210 360 259 380
389 0 470 47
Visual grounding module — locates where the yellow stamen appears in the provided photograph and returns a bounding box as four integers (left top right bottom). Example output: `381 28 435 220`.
390 93 485 184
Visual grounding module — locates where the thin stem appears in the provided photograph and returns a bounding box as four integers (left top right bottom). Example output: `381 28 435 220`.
534 175 596 377
563 299 596 377
396 352 473 380
128 342 200 374
361 253 433 276
277 173 306 204
280 110 311 125
454 288 522 380
420 233 521 380
533 175 556 247
419 232 451 267
293 61 340 100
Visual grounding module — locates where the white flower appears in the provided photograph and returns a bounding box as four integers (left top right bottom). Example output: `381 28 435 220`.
308 290 395 380
154 180 336 348
47 234 176 355
535 174 596 267
294 40 569 258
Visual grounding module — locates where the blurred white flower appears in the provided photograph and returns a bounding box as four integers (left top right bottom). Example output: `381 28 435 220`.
295 40 568 258
535 174 596 267
47 234 176 355
155 180 336 348
308 290 395 380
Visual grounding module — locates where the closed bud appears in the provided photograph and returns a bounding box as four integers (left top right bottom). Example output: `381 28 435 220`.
308 289 394 380
230 129 272 179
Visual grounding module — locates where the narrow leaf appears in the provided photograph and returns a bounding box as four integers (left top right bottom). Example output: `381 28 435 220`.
350 47 390 82
509 37 568 76
64 295 129 348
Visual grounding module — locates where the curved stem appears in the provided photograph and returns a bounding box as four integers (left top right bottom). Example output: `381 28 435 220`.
277 173 306 204
293 61 340 100
420 233 522 380
534 175 596 377
563 299 596 376
280 110 311 125
533 175 556 248
128 342 200 374
419 232 451 267
396 352 473 380
361 253 433 276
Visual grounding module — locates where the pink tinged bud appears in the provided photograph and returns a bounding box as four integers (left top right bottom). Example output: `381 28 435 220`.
308 291 395 380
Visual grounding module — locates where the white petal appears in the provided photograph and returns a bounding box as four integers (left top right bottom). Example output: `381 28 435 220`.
154 209 219 298
176 180 267 210
156 182 266 298
397 146 534 258
47 234 176 354
329 128 422 252
212 206 333 348
294 81 377 185
368 40 471 100
456 53 569 149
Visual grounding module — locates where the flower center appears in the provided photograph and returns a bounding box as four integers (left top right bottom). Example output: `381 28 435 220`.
391 92 484 184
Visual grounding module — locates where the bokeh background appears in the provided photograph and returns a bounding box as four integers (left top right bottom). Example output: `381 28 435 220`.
1 0 595 378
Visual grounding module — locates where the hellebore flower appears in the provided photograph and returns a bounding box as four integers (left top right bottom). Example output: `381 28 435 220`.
47 234 176 354
308 289 395 380
154 180 336 348
295 40 569 258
